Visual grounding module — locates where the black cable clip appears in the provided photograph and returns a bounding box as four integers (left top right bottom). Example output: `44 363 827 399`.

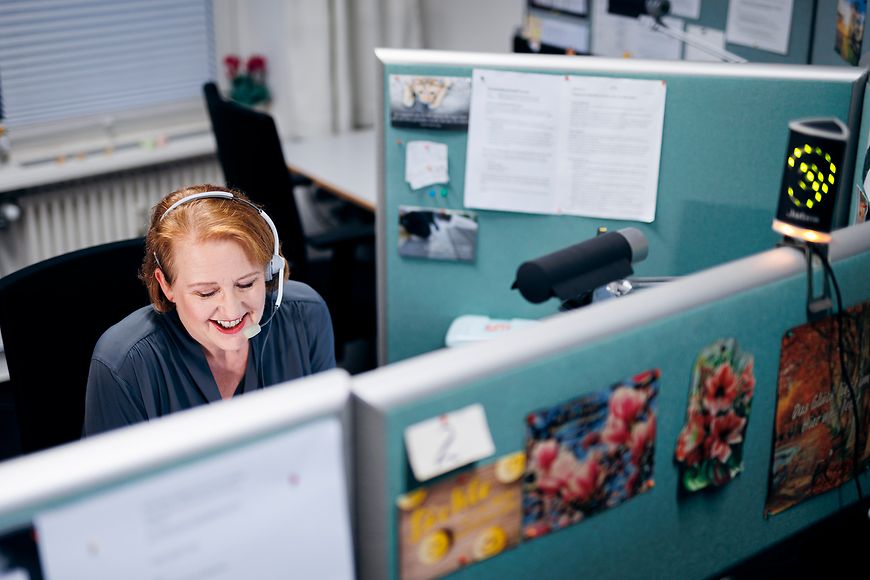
777 237 832 319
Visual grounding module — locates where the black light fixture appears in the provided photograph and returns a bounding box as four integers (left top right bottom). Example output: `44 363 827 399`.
512 227 648 307
772 118 849 244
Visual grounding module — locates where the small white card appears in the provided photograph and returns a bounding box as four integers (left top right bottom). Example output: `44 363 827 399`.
403 403 496 481
405 140 449 190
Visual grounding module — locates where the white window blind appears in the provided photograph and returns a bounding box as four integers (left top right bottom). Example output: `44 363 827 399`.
0 0 215 128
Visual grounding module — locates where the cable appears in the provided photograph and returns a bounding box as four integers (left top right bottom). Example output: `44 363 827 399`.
809 243 867 513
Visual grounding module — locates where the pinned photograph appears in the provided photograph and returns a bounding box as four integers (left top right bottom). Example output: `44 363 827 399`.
674 339 756 493
835 0 866 66
389 75 471 129
396 453 524 580
765 301 870 517
398 206 478 263
522 369 659 539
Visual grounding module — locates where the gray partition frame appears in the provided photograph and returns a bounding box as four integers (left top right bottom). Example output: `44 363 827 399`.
375 49 867 365
356 220 870 579
0 369 354 541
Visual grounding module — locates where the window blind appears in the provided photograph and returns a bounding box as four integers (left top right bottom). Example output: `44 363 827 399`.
0 0 215 128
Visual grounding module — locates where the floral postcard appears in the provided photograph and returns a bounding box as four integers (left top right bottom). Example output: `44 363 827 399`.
674 339 756 492
522 369 659 539
396 452 524 580
765 301 870 516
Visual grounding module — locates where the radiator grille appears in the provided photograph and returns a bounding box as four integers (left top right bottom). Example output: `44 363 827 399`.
0 156 222 277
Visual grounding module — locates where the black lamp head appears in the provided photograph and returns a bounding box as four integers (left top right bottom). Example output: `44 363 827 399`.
512 227 648 304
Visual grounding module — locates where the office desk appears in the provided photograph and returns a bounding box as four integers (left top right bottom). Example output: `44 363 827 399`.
282 130 376 212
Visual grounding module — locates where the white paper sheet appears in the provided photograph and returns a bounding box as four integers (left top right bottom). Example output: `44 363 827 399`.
464 69 666 222
405 140 449 190
592 0 684 59
539 14 591 52
725 0 794 55
36 419 353 580
684 24 727 61
670 0 702 19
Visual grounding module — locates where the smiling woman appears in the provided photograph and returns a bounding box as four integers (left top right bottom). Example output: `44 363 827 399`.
82 184 336 436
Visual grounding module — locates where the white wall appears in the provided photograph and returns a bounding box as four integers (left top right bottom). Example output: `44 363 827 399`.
420 0 524 53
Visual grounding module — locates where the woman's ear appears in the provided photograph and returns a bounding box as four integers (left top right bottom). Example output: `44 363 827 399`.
154 267 174 303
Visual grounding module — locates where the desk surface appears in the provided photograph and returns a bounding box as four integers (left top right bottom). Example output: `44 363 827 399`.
283 130 376 212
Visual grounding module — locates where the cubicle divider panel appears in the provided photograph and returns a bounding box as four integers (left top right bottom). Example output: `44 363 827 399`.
378 50 866 363
681 0 816 65
355 222 870 579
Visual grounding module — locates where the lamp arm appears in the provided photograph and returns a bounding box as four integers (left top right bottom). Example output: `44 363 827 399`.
648 19 748 64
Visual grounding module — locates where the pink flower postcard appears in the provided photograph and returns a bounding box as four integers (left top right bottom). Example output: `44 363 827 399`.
674 339 756 492
522 369 659 539
765 301 870 516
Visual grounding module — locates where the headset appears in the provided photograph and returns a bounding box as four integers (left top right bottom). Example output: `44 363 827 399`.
158 190 284 339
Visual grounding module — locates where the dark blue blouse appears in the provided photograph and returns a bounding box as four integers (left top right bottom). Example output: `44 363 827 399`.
83 281 335 436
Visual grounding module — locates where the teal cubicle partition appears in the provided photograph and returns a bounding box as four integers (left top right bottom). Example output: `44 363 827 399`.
356 221 870 579
376 49 867 363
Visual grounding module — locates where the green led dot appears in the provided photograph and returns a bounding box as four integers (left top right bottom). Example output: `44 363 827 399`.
795 149 803 158
788 157 795 167
800 162 808 172
830 164 837 174
806 199 814 208
788 187 794 196
815 193 822 202
812 181 820 191
815 147 822 155
822 183 829 193
807 172 815 182
825 153 832 162
804 144 812 153
799 181 808 190
828 174 835 184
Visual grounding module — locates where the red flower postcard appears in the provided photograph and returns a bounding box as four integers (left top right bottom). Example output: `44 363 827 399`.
522 369 659 539
765 301 870 516
674 339 756 492
396 452 524 580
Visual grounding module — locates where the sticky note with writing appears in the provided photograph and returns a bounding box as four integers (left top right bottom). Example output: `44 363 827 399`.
404 404 496 481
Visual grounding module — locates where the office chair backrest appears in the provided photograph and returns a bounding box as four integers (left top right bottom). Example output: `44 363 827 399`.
0 238 149 454
203 82 309 279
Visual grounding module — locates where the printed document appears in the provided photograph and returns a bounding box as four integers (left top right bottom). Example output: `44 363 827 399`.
464 69 667 222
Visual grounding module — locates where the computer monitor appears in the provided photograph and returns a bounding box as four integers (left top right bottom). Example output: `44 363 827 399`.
0 369 354 580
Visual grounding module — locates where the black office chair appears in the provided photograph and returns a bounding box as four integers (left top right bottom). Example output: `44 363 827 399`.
0 238 149 454
203 82 376 365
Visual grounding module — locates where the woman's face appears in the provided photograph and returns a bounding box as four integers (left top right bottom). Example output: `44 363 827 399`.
156 237 266 358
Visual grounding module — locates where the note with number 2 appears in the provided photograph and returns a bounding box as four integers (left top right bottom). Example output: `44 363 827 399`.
404 404 496 482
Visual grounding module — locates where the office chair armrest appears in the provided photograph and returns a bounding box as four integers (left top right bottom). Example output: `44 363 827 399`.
306 223 374 250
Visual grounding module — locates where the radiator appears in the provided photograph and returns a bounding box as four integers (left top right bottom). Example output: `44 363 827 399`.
0 155 223 277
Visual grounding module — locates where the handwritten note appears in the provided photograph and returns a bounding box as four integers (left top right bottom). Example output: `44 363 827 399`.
405 140 449 190
404 404 496 481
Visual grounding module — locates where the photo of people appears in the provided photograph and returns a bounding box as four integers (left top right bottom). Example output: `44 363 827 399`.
389 75 471 129
836 0 866 65
398 206 478 263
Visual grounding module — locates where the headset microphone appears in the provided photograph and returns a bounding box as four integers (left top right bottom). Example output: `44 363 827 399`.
243 323 261 339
